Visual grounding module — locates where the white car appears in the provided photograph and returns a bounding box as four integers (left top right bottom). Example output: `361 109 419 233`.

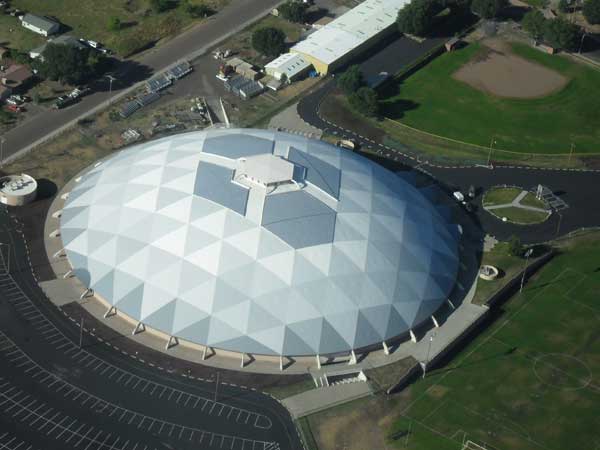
453 191 465 202
87 40 100 49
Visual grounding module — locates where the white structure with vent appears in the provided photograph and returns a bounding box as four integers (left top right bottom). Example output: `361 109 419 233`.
0 174 37 206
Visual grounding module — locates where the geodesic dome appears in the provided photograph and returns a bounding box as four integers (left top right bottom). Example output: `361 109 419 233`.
60 129 460 356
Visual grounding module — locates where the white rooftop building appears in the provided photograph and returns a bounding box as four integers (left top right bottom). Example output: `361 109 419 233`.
291 0 409 74
265 53 312 81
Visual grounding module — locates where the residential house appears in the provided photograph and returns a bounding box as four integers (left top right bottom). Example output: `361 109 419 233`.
20 13 60 36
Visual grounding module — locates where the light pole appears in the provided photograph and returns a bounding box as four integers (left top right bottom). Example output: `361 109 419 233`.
79 317 84 348
578 32 587 54
422 333 436 379
486 135 497 168
214 371 220 403
0 136 5 168
106 74 117 104
556 212 563 236
568 142 575 164
519 248 534 293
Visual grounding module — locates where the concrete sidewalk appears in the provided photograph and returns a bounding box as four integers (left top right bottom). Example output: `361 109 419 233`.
283 382 372 418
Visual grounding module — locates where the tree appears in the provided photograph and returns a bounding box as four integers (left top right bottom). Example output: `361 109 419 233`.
349 87 379 117
558 0 570 13
397 0 441 37
184 1 214 18
251 27 286 57
337 65 364 95
522 10 546 40
508 235 523 257
149 0 171 13
583 0 600 24
36 44 104 85
471 0 507 19
278 1 309 23
543 18 580 50
107 16 122 31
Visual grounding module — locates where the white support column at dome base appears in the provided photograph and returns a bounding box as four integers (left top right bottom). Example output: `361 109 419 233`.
51 209 62 219
202 346 213 360
431 315 440 328
316 354 321 369
279 355 284 371
60 192 70 200
53 248 65 259
132 322 145 335
49 229 60 238
63 269 73 279
240 353 246 368
382 341 390 356
166 336 179 350
79 288 93 300
104 306 116 318
348 350 357 365
447 299 456 310
410 329 417 343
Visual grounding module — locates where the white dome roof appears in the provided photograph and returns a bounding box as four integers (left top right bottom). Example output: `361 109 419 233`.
60 129 459 356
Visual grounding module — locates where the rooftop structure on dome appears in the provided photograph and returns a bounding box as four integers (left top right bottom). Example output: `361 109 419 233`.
59 129 461 358
291 0 409 74
0 174 37 206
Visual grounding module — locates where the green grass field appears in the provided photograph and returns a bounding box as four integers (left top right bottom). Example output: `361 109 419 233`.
380 42 600 154
489 206 550 224
386 233 600 450
482 187 523 206
3 0 225 56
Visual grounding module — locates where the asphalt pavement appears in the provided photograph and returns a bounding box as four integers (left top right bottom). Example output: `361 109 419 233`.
2 0 282 163
0 208 302 450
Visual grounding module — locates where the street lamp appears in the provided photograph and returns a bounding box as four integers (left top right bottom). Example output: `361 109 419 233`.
519 248 534 293
105 74 117 104
0 136 6 168
422 333 436 379
578 32 587 54
486 135 497 168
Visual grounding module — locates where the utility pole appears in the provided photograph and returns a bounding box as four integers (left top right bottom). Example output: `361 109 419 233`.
486 135 496 168
556 212 563 236
519 248 534 293
79 317 84 348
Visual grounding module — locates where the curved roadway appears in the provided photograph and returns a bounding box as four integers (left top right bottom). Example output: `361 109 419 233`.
0 209 301 450
297 80 600 243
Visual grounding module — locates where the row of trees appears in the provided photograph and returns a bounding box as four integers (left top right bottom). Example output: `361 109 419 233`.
396 0 507 37
522 11 581 50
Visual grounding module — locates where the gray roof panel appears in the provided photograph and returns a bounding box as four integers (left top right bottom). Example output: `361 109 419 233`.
193 161 249 216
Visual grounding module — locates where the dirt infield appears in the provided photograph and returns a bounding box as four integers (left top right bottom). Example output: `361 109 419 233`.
453 42 569 98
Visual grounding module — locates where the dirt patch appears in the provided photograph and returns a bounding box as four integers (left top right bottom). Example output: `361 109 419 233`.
453 45 569 99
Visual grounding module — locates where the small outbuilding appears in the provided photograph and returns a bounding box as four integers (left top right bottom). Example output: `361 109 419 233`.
20 14 60 37
265 53 312 82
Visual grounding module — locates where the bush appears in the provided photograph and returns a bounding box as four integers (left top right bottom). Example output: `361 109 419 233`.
107 16 122 31
337 65 364 95
522 10 546 40
471 0 507 19
278 1 309 23
149 0 172 13
349 87 379 117
251 27 286 57
558 0 570 13
543 18 580 50
184 1 214 18
583 0 600 24
397 0 441 37
508 235 524 257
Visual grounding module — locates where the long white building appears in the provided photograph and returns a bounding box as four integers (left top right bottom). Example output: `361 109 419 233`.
291 0 409 74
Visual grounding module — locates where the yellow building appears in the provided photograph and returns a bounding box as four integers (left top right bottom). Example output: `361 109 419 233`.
291 0 409 75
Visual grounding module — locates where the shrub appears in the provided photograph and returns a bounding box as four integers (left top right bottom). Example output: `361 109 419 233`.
337 65 364 95
471 0 507 19
522 10 546 40
397 0 442 37
543 18 580 50
107 16 122 31
583 0 600 24
278 1 309 23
